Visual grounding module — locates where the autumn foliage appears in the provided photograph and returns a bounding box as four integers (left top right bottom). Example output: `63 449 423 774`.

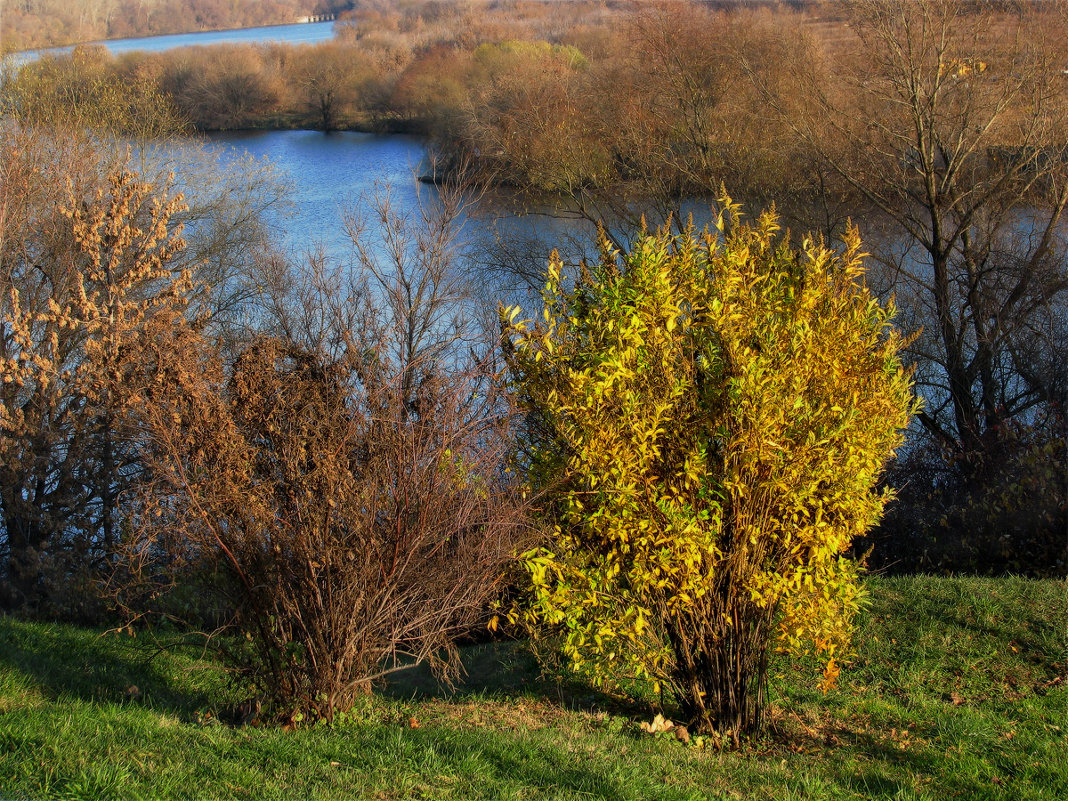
0 138 193 614
502 203 916 738
1 133 528 720
107 185 529 722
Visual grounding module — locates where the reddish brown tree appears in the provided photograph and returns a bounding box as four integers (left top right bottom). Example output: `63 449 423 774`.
119 185 530 720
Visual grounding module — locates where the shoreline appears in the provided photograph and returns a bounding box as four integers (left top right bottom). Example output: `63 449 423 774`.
195 116 431 138
7 19 338 60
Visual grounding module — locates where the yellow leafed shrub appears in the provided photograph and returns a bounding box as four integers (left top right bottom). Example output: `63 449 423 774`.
502 200 917 738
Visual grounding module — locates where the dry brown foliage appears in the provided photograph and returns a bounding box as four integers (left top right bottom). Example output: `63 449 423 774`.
117 184 531 721
0 126 194 614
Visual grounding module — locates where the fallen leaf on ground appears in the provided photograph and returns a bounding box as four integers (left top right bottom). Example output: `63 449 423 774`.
640 714 674 734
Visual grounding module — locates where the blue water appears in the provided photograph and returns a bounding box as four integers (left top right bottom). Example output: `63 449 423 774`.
17 21 336 63
198 130 597 294
201 129 431 258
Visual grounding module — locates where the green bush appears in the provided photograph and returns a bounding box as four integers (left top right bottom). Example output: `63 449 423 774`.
502 201 917 739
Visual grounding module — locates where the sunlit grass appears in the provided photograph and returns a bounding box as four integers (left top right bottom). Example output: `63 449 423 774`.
0 576 1065 800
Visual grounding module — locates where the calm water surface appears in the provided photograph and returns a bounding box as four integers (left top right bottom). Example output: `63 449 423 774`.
200 129 597 294
203 129 431 258
17 21 336 63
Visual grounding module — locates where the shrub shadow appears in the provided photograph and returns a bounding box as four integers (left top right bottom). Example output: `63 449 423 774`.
382 638 654 718
0 615 226 715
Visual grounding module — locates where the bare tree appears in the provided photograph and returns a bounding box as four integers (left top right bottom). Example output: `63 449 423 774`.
803 0 1068 460
785 0 1068 571
120 179 531 720
289 43 366 132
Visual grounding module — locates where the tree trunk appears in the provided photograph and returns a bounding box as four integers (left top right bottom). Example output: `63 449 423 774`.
667 601 772 742
1 498 49 608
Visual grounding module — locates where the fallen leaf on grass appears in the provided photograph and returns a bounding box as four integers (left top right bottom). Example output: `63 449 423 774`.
640 714 674 734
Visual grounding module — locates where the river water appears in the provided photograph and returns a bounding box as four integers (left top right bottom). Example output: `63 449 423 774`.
198 129 600 298
203 129 431 257
12 21 667 294
16 21 336 63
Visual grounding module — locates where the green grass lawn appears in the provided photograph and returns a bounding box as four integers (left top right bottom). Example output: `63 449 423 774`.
0 576 1065 800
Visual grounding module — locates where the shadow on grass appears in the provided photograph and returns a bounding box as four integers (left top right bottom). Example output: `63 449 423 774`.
857 577 1068 696
763 692 1046 801
0 615 225 715
424 728 641 800
332 719 688 801
825 728 995 801
382 639 539 699
382 638 655 718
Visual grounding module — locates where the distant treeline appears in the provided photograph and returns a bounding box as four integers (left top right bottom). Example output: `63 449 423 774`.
4 1 818 143
1 0 809 53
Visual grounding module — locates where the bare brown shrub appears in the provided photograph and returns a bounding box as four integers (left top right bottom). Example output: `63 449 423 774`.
118 184 530 721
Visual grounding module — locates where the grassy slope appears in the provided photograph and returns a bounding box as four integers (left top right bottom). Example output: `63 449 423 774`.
0 576 1065 801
